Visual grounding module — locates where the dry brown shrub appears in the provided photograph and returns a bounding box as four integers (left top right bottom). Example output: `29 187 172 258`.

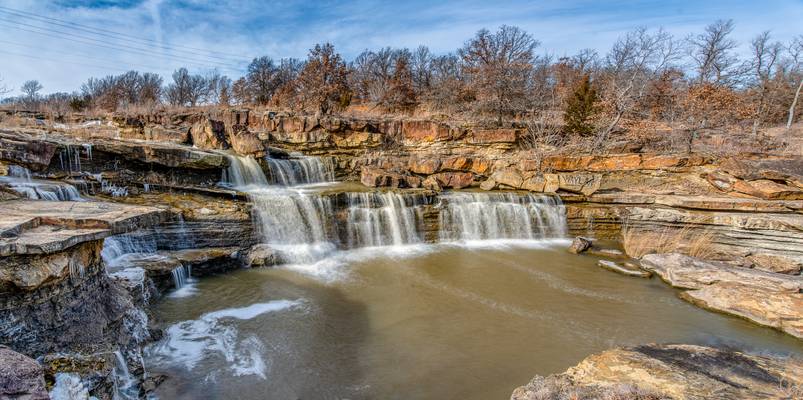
622 223 716 259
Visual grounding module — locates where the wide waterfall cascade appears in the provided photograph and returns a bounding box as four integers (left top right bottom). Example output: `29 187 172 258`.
0 165 84 201
438 192 567 241
345 192 429 248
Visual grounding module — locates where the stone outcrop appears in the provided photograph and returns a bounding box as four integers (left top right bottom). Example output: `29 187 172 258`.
640 253 803 338
0 200 166 359
0 346 49 400
512 344 803 400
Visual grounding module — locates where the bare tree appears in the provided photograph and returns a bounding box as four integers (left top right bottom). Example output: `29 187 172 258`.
296 43 351 115
139 72 163 105
688 19 740 86
0 74 10 96
746 31 783 135
246 56 278 104
459 25 539 123
231 77 251 105
411 45 432 94
427 53 466 112
787 35 803 129
383 51 417 112
21 80 43 107
599 27 680 141
165 68 209 107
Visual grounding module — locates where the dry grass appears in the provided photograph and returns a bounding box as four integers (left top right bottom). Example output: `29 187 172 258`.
520 377 668 400
621 223 717 259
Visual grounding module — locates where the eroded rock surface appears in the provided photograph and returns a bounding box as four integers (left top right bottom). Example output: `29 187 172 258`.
640 253 803 338
512 344 803 400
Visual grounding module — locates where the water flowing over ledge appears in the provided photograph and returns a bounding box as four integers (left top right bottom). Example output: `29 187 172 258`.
218 154 569 269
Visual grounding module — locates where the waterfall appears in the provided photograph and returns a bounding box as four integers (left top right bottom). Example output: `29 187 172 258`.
111 350 138 400
438 192 567 241
222 155 268 188
221 153 333 188
171 264 192 289
1 165 84 201
102 233 158 269
344 192 428 248
264 155 334 185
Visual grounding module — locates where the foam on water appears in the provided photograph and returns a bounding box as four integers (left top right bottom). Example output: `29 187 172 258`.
145 299 305 379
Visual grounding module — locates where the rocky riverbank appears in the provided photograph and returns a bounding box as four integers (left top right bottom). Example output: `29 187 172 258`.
0 109 801 398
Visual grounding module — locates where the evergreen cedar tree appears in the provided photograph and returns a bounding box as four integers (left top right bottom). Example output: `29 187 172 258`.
563 74 597 136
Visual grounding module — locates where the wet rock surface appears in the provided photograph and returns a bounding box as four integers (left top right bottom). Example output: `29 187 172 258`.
512 344 803 400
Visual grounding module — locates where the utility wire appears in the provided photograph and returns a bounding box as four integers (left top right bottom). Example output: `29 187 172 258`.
0 16 243 69
0 21 244 73
0 5 247 61
0 39 176 73
0 49 143 75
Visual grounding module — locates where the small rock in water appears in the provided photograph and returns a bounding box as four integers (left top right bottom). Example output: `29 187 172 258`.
568 236 593 254
244 244 283 267
597 260 652 278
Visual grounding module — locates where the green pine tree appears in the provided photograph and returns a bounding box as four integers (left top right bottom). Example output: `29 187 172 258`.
563 74 598 136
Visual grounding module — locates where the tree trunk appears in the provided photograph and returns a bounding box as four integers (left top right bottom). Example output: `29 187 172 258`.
788 78 803 130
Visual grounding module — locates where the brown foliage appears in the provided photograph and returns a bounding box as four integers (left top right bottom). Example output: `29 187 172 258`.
295 43 351 115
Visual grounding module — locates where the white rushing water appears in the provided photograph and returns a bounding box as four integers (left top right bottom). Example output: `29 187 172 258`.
439 192 567 242
223 153 568 265
344 192 428 248
1 165 84 201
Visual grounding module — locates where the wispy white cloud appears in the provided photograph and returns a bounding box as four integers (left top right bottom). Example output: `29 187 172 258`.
0 0 800 94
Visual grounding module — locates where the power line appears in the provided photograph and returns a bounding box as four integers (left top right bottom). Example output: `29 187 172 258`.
0 21 245 73
0 5 248 61
0 16 243 69
0 39 177 73
0 49 144 76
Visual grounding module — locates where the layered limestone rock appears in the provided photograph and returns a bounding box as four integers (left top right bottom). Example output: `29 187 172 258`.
0 201 167 357
640 253 803 338
563 194 803 270
511 344 803 400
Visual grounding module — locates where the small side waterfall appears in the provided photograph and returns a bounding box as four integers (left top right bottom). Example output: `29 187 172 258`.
170 264 192 289
222 155 269 188
438 192 567 241
0 165 84 201
102 234 158 269
264 155 334 185
222 153 333 188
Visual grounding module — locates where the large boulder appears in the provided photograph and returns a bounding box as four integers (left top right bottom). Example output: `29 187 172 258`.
408 158 441 175
360 167 409 188
558 173 601 196
0 347 49 400
189 118 229 150
568 236 592 254
432 172 473 189
401 120 451 143
512 344 803 400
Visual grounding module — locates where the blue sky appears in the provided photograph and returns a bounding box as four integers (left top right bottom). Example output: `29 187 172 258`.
0 0 801 93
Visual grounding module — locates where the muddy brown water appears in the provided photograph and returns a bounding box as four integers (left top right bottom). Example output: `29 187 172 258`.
145 241 803 400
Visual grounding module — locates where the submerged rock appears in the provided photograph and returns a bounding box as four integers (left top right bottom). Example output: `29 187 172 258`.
597 260 651 278
511 344 803 400
0 346 49 400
